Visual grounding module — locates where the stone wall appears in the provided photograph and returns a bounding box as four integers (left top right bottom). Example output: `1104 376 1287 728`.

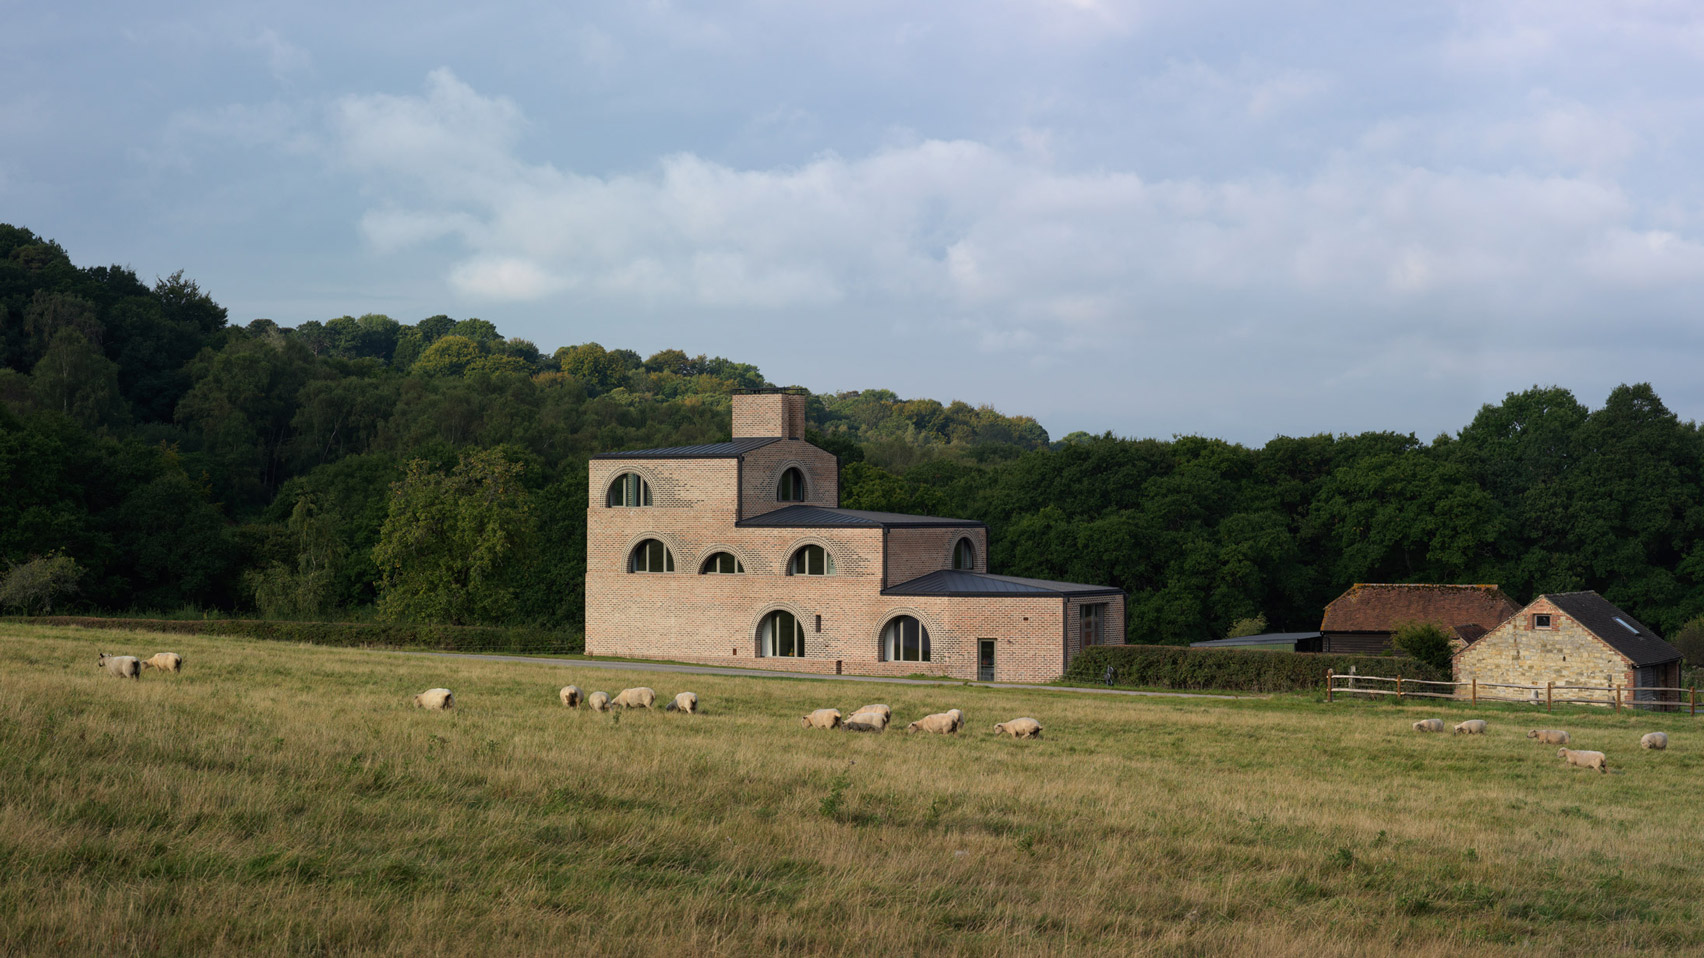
1453 597 1632 703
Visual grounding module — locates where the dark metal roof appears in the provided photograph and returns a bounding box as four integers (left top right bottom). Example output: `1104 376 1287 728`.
1545 592 1682 666
883 570 1122 598
738 505 985 529
1191 632 1323 649
591 437 780 460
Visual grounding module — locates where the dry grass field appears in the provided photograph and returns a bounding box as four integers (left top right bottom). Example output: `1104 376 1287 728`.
3 623 1703 956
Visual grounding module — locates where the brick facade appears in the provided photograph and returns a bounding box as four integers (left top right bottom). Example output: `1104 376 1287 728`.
584 393 1125 683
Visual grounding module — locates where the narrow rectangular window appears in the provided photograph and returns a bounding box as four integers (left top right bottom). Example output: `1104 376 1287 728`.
814 614 822 633
1082 603 1105 646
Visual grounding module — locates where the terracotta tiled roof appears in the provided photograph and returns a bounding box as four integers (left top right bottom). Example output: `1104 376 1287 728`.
1321 584 1521 635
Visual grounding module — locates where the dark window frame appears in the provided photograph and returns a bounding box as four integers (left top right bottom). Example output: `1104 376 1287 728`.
952 537 976 571
1081 603 1107 646
606 473 653 508
628 538 675 573
699 552 745 574
880 615 931 663
788 544 835 576
777 467 807 502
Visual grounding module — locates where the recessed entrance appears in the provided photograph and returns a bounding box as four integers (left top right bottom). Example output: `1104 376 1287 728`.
978 639 996 682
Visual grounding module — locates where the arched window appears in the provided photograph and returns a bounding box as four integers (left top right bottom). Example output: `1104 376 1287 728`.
881 615 931 662
777 467 806 502
952 537 975 571
700 552 745 574
788 544 835 576
628 539 674 573
606 473 652 507
758 609 805 657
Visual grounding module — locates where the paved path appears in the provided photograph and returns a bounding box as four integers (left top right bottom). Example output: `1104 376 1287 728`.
383 649 1252 700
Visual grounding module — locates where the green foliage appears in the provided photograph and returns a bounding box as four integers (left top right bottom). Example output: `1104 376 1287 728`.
1226 613 1267 639
1670 616 1704 666
0 553 82 614
8 615 580 653
1064 644 1449 693
245 498 345 618
411 335 484 377
373 449 537 625
1391 621 1456 672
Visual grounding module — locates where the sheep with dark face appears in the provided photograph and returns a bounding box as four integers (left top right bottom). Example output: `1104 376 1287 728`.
559 685 582 708
844 711 888 733
97 653 140 680
993 718 1043 739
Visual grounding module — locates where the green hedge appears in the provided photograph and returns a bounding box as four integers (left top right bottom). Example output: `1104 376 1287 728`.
7 616 583 655
1064 644 1448 693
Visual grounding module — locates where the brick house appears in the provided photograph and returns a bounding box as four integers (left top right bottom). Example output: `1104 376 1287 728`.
1317 583 1521 655
1452 592 1683 704
584 390 1126 682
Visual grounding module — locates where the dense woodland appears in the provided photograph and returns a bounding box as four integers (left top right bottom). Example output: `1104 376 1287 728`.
6 222 1704 646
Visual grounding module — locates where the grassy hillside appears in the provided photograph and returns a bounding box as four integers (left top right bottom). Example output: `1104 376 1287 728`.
4 623 1703 956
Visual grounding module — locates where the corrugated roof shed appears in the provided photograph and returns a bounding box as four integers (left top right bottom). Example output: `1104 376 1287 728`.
1546 592 1681 666
738 505 985 529
1321 583 1521 634
590 437 781 459
1191 632 1324 649
883 570 1123 597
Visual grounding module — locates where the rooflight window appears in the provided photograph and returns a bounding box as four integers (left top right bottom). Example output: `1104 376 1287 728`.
1614 616 1640 634
606 473 652 507
777 467 806 502
788 545 835 576
952 537 975 571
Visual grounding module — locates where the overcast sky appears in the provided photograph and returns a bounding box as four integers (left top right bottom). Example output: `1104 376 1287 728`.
6 1 1704 443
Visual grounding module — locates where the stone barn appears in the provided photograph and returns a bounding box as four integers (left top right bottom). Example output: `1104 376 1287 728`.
1452 592 1683 705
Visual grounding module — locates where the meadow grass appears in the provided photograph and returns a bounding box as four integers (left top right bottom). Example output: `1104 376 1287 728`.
3 623 1703 956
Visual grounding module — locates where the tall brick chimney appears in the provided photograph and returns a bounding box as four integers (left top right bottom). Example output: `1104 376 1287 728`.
732 389 807 439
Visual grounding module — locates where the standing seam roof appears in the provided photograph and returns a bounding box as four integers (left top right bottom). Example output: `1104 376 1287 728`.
883 569 1122 597
738 505 985 529
1544 592 1681 666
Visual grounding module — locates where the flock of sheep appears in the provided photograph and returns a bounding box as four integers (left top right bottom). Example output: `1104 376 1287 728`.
96 651 181 678
1411 716 1671 774
801 704 1044 738
407 680 1044 739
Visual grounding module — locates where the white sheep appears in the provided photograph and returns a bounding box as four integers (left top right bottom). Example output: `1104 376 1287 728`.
945 708 964 729
844 711 889 733
611 687 656 710
559 685 582 708
97 653 140 680
414 688 454 710
142 652 182 674
993 717 1043 739
850 704 892 722
1558 748 1608 774
1527 729 1570 745
1412 719 1445 732
588 691 612 712
801 708 842 729
665 691 699 714
1453 719 1488 735
1641 732 1668 750
906 712 960 735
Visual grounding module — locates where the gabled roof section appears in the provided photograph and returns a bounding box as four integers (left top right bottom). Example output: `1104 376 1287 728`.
1191 632 1323 649
591 437 781 460
738 505 985 529
883 570 1122 598
1321 583 1521 634
1544 592 1681 666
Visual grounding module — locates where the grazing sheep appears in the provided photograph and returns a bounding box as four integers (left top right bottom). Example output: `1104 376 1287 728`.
665 691 699 714
1453 720 1488 735
844 711 889 733
1412 719 1445 732
1558 748 1608 773
142 652 182 674
559 685 582 708
588 691 612 712
850 704 892 722
907 712 960 735
993 717 1043 739
946 708 964 730
1527 729 1570 745
413 688 454 710
800 708 842 729
1641 732 1668 750
97 653 141 680
611 687 656 710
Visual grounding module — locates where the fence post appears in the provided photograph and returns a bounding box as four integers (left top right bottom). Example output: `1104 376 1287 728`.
1692 687 1696 717
1472 678 1477 706
1397 675 1403 701
1615 685 1621 711
1326 669 1334 703
1546 682 1552 713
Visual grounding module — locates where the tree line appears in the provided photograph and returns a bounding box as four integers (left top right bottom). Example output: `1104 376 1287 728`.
4 223 1704 647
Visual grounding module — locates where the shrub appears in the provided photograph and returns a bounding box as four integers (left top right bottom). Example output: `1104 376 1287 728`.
1671 616 1704 667
6 616 582 655
0 554 83 615
1391 622 1455 673
1064 644 1448 693
1225 613 1268 639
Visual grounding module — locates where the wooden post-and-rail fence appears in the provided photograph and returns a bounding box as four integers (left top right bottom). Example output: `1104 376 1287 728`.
1324 669 1699 714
